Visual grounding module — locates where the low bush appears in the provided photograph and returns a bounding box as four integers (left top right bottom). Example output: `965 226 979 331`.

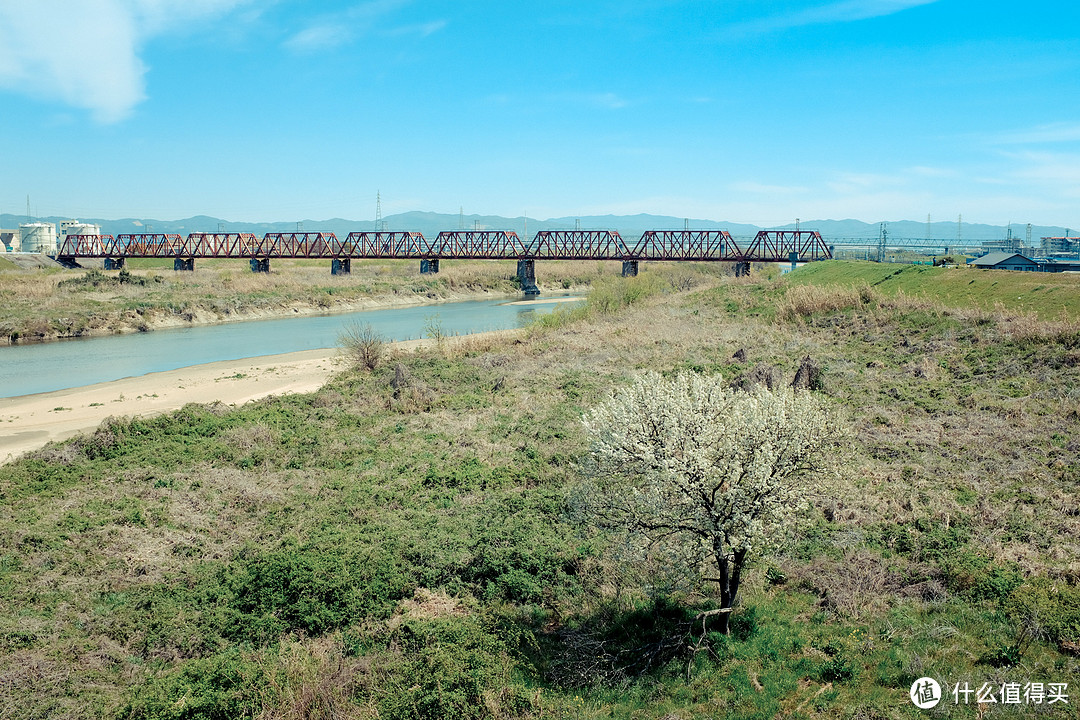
375 616 538 720
1007 577 1080 651
339 321 386 370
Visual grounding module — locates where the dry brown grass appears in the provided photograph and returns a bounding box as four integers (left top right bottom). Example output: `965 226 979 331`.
777 282 874 320
255 636 374 720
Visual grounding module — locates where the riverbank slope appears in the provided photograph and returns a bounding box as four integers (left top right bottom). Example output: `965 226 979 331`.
0 258 603 344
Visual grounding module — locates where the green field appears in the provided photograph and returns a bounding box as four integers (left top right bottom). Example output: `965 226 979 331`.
789 260 1080 320
1 266 1078 719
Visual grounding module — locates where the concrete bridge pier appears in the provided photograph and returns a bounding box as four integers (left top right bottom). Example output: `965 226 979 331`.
250 258 270 273
174 258 195 272
331 258 351 275
789 252 798 272
104 257 125 270
621 260 638 277
734 261 751 277
421 258 440 274
517 258 540 295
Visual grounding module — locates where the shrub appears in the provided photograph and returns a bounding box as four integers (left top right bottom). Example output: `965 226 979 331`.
1007 578 1080 652
377 616 537 720
119 650 263 720
338 321 385 370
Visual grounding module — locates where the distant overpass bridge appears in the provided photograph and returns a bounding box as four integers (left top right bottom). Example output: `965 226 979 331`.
57 228 831 294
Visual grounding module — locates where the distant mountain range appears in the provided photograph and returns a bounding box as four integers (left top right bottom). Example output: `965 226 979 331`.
2 212 1074 242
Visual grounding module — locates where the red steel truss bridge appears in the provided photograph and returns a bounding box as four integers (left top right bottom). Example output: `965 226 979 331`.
57 228 831 290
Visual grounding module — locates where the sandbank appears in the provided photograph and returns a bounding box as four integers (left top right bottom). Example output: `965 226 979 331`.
0 330 520 464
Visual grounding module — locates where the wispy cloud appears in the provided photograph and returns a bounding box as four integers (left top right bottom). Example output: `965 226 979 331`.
905 165 960 178
0 0 251 123
386 20 447 38
728 181 810 196
547 92 631 110
1007 151 1080 189
727 0 938 36
992 122 1080 145
283 0 444 53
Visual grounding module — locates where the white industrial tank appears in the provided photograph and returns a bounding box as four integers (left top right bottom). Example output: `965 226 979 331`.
60 223 102 253
19 223 57 254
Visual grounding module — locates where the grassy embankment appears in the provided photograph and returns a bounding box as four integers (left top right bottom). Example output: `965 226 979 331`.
788 260 1080 320
1 261 1078 719
0 258 605 344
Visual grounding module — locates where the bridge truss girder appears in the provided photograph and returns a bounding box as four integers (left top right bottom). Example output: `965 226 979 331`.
531 230 630 259
431 230 529 259
631 230 734 260
343 232 428 258
56 228 833 264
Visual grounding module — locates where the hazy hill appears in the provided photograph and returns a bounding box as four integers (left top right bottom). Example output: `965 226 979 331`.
1 212 1072 243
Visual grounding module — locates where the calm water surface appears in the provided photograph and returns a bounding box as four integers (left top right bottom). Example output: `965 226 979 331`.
0 295 580 398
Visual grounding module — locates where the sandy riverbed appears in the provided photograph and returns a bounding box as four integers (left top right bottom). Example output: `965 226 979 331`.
0 349 342 463
0 331 518 464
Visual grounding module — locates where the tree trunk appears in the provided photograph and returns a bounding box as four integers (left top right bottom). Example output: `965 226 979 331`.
713 546 748 635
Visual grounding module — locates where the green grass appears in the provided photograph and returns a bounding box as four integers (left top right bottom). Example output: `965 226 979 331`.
1 267 1078 718
788 259 1080 319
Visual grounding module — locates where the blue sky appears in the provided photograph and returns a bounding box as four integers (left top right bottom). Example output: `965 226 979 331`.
1 0 1078 227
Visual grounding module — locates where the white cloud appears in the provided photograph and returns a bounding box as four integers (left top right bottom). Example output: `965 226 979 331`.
992 122 1080 145
728 181 809 195
386 19 447 38
0 0 251 123
283 0 444 53
591 92 629 109
726 0 938 35
905 165 960 178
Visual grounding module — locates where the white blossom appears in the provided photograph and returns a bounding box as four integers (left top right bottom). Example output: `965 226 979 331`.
575 371 843 630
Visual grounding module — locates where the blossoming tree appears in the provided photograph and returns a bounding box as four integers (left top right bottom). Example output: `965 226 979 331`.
577 371 842 634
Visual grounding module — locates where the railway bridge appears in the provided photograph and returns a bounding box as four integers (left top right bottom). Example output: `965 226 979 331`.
57 228 831 294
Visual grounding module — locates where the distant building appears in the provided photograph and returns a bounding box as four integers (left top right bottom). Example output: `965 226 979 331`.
1 228 19 252
967 252 1080 273
968 252 1041 271
1040 236 1080 257
1044 260 1080 273
59 220 101 252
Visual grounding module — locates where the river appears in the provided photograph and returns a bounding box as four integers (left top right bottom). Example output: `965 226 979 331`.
0 294 580 398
